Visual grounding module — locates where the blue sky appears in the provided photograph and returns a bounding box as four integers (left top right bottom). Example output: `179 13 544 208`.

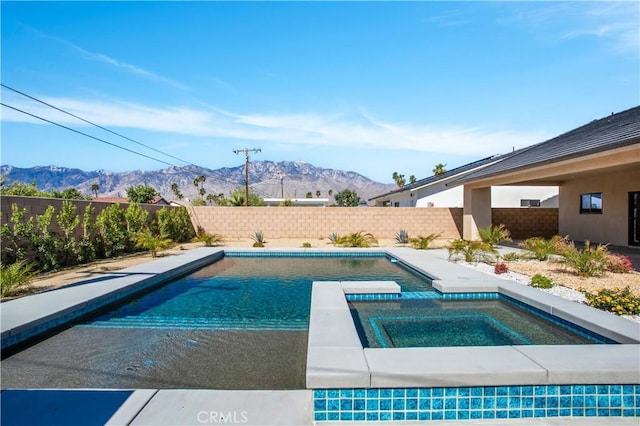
1 1 638 183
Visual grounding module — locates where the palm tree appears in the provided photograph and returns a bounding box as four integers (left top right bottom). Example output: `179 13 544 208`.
90 183 99 198
409 175 416 184
392 172 406 188
433 163 447 176
328 189 333 197
170 182 184 200
206 193 216 205
316 190 321 198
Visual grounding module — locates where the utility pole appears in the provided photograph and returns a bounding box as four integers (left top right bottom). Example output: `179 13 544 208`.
233 148 261 206
276 172 285 198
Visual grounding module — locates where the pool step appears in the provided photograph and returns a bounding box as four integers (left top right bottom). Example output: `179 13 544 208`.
79 316 308 331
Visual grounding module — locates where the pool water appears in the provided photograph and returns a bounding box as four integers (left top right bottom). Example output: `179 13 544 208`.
1 254 434 390
349 298 611 348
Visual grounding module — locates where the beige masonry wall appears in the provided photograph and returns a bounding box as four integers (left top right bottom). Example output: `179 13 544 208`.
190 207 464 240
492 208 559 239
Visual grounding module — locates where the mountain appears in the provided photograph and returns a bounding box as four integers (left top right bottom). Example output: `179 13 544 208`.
0 161 396 204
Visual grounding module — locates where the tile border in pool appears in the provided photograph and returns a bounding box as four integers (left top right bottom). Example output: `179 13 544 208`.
312 385 640 421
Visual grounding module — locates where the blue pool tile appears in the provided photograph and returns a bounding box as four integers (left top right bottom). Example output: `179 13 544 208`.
598 385 610 394
353 412 365 421
547 409 558 417
508 410 520 418
406 411 418 421
522 386 533 396
327 389 339 399
444 410 456 420
508 386 521 396
623 395 634 407
314 389 326 398
354 399 365 411
419 399 430 410
392 388 405 398
366 389 378 398
339 412 352 421
597 408 610 416
547 385 559 395
432 398 443 410
432 387 444 397
534 385 546 396
380 388 392 398
636 396 640 407
379 411 391 421
392 399 404 411
572 396 584 407
623 385 634 394
328 399 339 411
314 399 326 411
483 398 495 409
457 411 470 420
445 388 457 397
459 387 470 397
585 395 597 407
585 385 597 395
366 399 378 411
354 389 365 398
508 397 520 409
547 397 558 408
419 412 430 421
471 411 482 419
432 411 443 420
393 411 404 420
406 398 417 410
327 412 339 421
522 397 533 409
573 385 584 394
340 399 352 411
471 387 483 397
497 397 508 409
445 398 456 410
380 399 391 410
559 408 572 417
611 395 622 408
535 409 546 418
611 408 622 416
497 386 509 396
471 398 482 409
340 389 353 398
623 409 635 417
560 386 572 395
482 410 495 419
598 395 610 407
534 397 547 409
366 412 378 421
572 408 585 416
635 385 640 394
484 387 496 396
522 410 533 418
314 412 326 421
459 398 470 409
496 410 508 419
585 408 597 417
406 388 418 398
419 388 431 398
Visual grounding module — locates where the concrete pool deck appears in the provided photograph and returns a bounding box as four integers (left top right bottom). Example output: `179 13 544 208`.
2 247 639 425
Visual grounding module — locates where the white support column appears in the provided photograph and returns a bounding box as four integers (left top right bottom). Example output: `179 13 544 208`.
463 186 492 240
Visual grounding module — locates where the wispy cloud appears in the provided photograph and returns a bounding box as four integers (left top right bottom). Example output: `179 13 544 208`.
1 95 549 158
21 24 192 90
503 1 639 55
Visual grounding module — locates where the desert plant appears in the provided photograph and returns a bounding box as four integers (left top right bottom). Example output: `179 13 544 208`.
193 232 224 247
478 224 512 247
530 274 553 289
582 286 640 315
606 254 634 273
558 241 610 277
447 239 497 263
336 231 378 248
135 230 172 257
1 260 37 297
501 252 525 262
302 242 312 248
395 229 410 245
518 235 571 261
251 230 266 247
328 233 339 245
409 232 442 250
494 262 508 274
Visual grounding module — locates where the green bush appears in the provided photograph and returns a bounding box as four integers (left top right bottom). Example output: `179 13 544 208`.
135 230 172 257
193 232 224 247
336 231 378 248
518 235 570 261
530 274 553 289
501 252 525 262
96 203 129 257
1 260 37 297
156 207 195 243
448 239 496 263
582 287 640 315
559 241 610 277
410 232 442 250
395 229 410 245
478 224 512 247
302 242 312 248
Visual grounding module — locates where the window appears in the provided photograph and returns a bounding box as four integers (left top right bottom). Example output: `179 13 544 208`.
580 193 602 214
520 199 541 207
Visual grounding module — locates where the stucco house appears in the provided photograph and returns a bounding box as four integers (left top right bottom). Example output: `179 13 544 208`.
452 106 639 247
370 156 558 208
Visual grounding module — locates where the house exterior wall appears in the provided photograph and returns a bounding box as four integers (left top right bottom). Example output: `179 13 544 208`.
559 168 640 246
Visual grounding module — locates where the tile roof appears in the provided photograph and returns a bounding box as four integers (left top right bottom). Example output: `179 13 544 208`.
451 105 640 185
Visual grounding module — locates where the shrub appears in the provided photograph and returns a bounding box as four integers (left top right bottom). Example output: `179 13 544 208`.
135 230 172 257
494 262 508 274
582 287 640 315
606 254 634 273
96 203 129 257
448 239 497 263
501 252 524 262
395 229 410 245
193 232 224 247
530 274 553 289
328 232 339 245
251 230 266 247
302 242 312 248
559 241 610 277
155 207 195 243
478 224 512 247
336 231 378 248
1 260 37 297
410 232 442 250
518 235 570 261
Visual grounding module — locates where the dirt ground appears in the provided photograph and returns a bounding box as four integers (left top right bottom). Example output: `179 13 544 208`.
21 238 640 297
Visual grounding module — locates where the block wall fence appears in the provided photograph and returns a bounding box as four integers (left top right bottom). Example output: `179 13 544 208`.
0 196 558 241
189 206 559 240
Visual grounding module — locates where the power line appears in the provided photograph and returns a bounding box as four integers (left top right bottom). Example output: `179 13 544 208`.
1 83 194 166
1 102 175 167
